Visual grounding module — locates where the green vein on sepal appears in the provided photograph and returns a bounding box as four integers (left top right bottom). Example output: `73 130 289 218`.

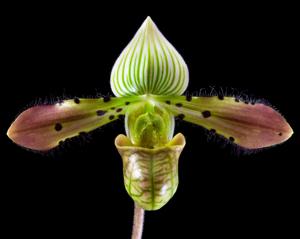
110 16 189 97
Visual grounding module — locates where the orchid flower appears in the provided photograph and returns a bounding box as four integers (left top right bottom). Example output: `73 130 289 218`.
7 16 293 238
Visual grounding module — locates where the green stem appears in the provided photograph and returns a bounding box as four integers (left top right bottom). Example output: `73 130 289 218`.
131 203 145 239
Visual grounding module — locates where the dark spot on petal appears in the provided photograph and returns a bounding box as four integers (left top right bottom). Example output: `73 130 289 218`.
244 101 249 104
103 96 111 102
278 132 282 136
55 123 62 131
175 103 183 107
109 115 115 120
116 108 122 112
118 114 125 120
96 110 107 116
202 110 211 118
210 129 216 134
74 97 80 104
251 102 255 105
177 114 185 120
218 95 224 100
165 100 171 105
186 95 192 102
58 140 64 146
111 107 116 110
125 102 130 105
229 137 235 142
235 98 239 102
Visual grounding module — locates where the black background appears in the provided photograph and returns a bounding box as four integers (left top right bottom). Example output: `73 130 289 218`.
1 3 299 238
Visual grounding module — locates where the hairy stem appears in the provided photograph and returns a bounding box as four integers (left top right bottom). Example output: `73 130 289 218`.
131 203 145 239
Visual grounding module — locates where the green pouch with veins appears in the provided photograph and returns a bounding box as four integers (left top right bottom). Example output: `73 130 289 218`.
115 133 185 210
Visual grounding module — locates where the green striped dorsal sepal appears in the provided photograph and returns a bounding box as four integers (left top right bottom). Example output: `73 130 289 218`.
110 16 189 97
152 95 293 149
7 96 140 151
115 133 185 211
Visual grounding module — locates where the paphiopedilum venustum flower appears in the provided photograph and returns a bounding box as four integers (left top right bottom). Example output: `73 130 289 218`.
7 17 293 211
